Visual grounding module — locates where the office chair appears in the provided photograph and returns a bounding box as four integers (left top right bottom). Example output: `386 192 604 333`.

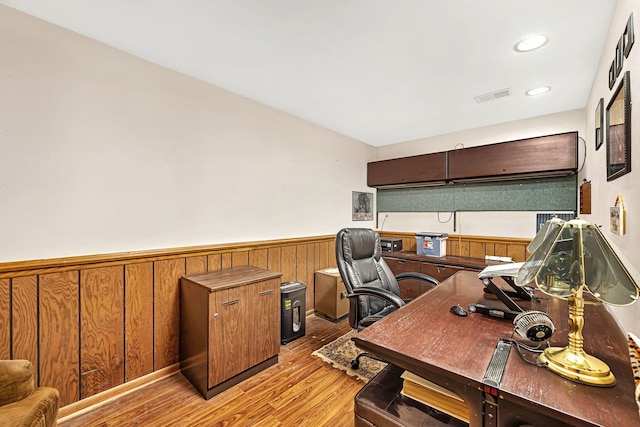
336 228 439 369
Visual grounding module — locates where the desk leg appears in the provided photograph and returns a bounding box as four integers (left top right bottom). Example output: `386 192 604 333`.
483 392 498 427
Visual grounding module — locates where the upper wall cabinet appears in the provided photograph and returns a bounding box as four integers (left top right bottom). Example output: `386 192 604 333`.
367 151 447 188
447 132 577 182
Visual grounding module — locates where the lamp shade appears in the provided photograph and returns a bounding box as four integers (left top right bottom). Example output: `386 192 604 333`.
515 218 639 385
516 218 639 305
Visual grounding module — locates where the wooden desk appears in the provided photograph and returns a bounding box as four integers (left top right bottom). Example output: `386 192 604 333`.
383 252 506 299
352 270 639 427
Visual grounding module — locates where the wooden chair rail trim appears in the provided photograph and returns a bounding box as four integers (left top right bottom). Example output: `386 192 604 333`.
0 235 336 278
0 232 530 279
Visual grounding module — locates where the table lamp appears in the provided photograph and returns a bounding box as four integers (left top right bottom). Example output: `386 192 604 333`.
515 218 640 386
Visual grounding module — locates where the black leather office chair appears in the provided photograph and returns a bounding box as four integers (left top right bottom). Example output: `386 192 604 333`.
336 228 439 368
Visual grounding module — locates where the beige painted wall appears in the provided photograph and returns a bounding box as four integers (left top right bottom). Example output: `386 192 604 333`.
581 0 640 337
376 2 640 336
1 4 638 336
0 5 376 262
375 108 586 160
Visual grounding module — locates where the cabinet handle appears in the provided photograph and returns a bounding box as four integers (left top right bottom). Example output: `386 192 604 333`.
222 299 240 306
259 289 274 296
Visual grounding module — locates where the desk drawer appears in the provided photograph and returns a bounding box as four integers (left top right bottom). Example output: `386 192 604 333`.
420 263 468 283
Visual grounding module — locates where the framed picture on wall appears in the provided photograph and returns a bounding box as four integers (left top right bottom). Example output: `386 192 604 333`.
610 205 625 235
610 195 626 236
615 36 624 77
606 71 631 181
608 61 616 89
624 13 634 57
595 98 604 150
352 191 373 221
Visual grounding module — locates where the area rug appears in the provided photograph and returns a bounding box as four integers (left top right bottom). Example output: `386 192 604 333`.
312 330 387 382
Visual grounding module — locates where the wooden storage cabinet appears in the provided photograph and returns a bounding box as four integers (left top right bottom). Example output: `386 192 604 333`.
314 268 349 320
181 266 282 399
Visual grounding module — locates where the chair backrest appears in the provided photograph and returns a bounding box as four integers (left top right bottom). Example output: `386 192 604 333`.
336 228 400 329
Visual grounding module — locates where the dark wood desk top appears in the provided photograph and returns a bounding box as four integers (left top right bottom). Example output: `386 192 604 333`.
352 270 639 427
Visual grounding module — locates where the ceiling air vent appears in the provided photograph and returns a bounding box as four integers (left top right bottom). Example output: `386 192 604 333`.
474 88 511 104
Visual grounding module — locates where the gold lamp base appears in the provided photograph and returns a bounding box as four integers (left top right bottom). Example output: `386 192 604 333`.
539 346 616 387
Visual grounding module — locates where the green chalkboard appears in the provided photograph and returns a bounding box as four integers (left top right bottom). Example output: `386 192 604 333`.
376 176 577 212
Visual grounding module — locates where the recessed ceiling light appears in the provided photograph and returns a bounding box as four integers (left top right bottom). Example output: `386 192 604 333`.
515 35 548 52
525 86 551 96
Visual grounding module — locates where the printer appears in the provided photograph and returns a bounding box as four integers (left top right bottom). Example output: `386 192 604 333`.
380 238 402 252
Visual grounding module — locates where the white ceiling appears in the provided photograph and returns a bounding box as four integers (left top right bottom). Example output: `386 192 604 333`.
1 1 617 146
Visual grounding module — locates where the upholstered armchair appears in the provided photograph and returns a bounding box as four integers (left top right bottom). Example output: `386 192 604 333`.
0 360 59 427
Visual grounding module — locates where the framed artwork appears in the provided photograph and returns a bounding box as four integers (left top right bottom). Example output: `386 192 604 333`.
624 13 634 57
610 206 622 235
610 206 625 235
610 195 626 236
608 60 616 90
352 191 373 221
615 36 624 77
606 71 631 181
595 98 604 150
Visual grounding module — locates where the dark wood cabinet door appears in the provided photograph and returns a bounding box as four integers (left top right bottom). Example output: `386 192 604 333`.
420 262 467 284
448 132 577 180
209 286 249 387
248 278 280 367
384 258 424 299
368 152 447 187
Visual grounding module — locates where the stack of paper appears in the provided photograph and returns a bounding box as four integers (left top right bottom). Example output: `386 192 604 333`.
400 370 470 423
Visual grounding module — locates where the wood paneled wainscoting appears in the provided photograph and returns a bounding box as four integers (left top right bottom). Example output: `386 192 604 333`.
0 235 337 416
380 232 531 263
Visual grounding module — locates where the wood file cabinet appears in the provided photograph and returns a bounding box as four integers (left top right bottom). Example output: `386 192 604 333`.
314 268 349 321
180 265 282 399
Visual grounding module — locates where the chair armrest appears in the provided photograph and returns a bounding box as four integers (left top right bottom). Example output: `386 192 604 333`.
348 287 406 308
0 360 34 406
396 272 439 287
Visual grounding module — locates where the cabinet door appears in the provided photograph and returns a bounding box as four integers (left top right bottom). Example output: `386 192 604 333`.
384 258 423 300
248 278 280 367
447 132 577 180
368 152 447 187
421 262 467 284
209 286 249 387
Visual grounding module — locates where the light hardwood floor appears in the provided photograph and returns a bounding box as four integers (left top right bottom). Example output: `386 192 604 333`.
58 316 361 427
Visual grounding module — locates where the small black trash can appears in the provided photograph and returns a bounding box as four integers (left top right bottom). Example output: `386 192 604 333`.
280 281 306 345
